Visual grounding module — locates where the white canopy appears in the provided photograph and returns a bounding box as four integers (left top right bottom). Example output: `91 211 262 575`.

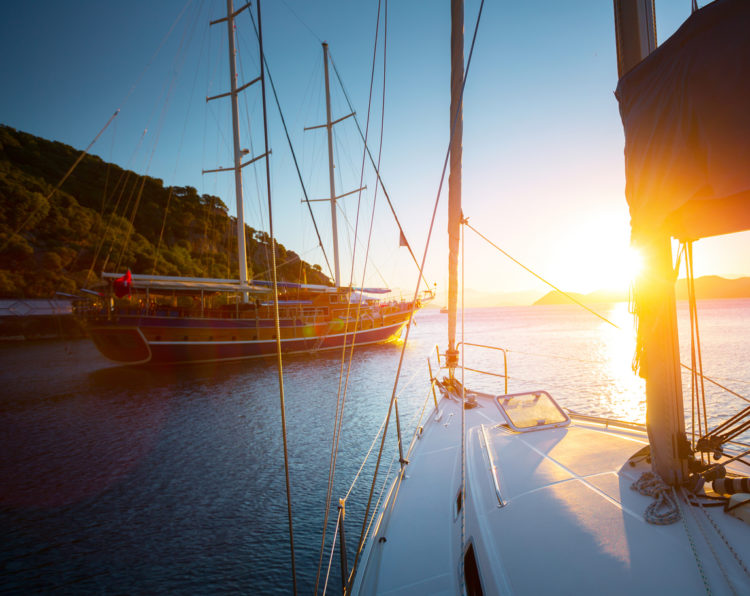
101 273 269 294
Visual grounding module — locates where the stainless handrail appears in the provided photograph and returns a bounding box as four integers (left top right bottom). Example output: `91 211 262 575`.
480 424 506 507
456 342 509 394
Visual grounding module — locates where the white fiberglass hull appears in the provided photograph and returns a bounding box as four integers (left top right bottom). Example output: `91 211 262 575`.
352 389 750 595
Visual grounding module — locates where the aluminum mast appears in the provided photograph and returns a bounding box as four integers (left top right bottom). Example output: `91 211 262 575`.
446 0 464 373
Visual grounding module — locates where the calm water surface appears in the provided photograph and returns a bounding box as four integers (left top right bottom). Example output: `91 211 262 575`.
1 301 748 593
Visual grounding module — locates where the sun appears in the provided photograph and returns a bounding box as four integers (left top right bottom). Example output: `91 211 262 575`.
621 246 644 285
550 240 644 295
595 245 643 292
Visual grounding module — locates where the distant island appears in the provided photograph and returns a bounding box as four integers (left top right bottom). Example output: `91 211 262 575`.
0 126 331 299
534 275 750 305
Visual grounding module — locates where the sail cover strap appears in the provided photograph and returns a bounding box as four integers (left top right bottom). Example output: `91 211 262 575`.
616 0 750 243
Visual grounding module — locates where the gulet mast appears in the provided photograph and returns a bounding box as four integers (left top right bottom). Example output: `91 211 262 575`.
226 0 248 301
323 43 342 288
205 0 262 303
304 44 359 289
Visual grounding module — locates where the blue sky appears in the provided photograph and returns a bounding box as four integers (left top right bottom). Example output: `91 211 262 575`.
2 0 746 303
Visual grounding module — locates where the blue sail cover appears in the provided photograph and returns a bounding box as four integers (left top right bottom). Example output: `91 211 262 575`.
615 0 750 242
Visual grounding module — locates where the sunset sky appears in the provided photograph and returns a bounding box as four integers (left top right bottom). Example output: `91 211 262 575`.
2 0 747 304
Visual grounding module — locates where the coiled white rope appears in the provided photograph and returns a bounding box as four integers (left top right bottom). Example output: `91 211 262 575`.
631 472 681 525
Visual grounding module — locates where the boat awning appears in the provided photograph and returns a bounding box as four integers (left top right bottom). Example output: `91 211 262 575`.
615 0 750 242
352 287 391 295
251 280 391 294
101 273 269 294
250 280 338 292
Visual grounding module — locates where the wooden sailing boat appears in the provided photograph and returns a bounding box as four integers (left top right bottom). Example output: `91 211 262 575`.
86 1 430 365
348 0 750 593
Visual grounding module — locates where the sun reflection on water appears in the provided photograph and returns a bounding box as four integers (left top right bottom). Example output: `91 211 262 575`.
598 302 646 423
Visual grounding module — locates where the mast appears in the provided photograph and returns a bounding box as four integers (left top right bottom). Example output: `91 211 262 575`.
226 0 249 301
445 0 463 373
304 44 358 289
322 43 342 288
614 0 688 485
205 1 262 302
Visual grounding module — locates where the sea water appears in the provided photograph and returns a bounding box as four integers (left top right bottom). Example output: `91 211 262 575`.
1 300 748 593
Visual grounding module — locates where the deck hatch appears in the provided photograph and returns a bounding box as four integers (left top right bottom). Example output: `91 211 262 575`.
495 390 570 432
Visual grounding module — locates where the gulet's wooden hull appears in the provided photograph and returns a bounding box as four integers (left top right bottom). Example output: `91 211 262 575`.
88 313 411 365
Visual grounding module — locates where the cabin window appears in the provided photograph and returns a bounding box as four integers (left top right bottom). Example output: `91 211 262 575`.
495 390 570 432
463 543 484 596
455 488 463 517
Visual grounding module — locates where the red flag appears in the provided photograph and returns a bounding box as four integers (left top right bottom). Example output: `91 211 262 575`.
113 270 132 298
399 230 409 248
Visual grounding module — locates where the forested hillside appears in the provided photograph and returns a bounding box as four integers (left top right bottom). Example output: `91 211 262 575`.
0 125 330 298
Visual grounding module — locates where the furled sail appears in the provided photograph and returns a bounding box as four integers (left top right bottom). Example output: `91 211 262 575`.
616 0 750 243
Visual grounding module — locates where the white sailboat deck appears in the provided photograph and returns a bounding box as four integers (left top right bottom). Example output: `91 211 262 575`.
354 391 750 595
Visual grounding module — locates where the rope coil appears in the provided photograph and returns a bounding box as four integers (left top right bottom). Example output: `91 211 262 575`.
631 471 681 525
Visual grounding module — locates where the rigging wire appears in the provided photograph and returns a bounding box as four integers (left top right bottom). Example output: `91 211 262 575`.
9 1 192 277
278 0 323 44
680 241 750 453
342 358 429 503
335 203 390 288
685 241 704 450
328 54 433 293
460 216 467 593
246 9 335 283
1 109 120 256
252 246 321 280
116 5 200 273
120 0 195 112
99 138 148 274
257 2 297 592
315 4 388 590
348 1 486 587
464 221 619 329
689 242 710 445
235 21 273 282
85 166 135 282
321 508 342 596
465 220 750 430
152 3 207 275
333 388 434 593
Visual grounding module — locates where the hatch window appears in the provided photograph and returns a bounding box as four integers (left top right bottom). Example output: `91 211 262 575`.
495 390 569 432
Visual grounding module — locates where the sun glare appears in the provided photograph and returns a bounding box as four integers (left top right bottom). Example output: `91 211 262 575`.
551 242 644 295
596 245 643 292
623 246 644 284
